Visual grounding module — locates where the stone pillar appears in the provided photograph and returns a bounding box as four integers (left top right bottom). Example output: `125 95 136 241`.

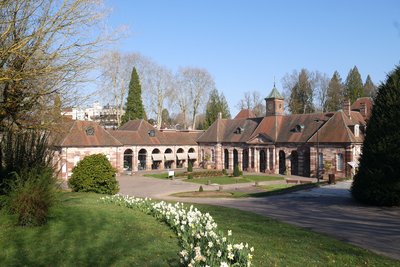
254 148 259 173
238 148 243 170
345 145 353 178
132 148 138 172
146 153 152 170
228 148 233 171
266 148 270 171
215 143 222 170
298 151 304 177
249 148 253 171
310 147 317 178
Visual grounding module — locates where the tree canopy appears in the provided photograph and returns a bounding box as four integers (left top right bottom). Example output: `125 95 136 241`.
325 71 345 112
345 66 364 104
287 69 315 114
204 89 231 129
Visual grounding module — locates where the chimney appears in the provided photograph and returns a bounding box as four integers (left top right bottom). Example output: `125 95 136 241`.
218 112 222 119
342 99 350 117
360 102 367 117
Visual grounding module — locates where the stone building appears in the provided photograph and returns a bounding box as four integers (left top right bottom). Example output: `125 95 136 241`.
53 86 372 180
197 86 372 178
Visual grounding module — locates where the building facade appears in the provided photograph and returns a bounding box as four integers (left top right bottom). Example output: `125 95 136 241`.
54 87 372 180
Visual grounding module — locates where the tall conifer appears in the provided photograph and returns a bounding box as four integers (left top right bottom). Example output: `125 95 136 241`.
121 67 146 124
345 66 364 103
325 71 345 112
351 65 400 206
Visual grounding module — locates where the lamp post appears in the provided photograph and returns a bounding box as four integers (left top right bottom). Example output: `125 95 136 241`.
314 119 324 183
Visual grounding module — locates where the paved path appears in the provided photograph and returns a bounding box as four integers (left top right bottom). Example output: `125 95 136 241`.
118 174 400 260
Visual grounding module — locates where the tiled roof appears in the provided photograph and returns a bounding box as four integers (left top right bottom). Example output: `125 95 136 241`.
234 109 256 119
53 120 122 147
351 97 373 120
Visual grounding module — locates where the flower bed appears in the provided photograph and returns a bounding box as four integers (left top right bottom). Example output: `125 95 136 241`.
102 195 254 267
175 170 225 178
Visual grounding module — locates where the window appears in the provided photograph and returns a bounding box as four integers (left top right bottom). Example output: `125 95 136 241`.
318 153 324 170
337 153 344 171
234 127 244 134
148 130 155 137
354 124 359 137
85 126 95 136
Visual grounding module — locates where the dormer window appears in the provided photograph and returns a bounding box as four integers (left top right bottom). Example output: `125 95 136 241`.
234 127 244 134
148 130 155 137
85 126 95 136
354 124 359 137
292 124 304 133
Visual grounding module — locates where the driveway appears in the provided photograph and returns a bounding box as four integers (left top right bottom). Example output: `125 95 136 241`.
118 174 400 260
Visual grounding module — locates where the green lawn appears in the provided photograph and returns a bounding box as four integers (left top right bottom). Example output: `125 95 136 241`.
0 192 179 267
0 192 398 266
184 175 284 185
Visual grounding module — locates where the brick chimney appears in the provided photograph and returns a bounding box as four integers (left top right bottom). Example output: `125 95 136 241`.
360 102 367 117
342 99 351 117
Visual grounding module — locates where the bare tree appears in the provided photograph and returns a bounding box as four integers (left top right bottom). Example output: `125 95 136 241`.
236 90 265 117
314 71 330 112
176 67 215 129
99 51 137 127
0 0 117 129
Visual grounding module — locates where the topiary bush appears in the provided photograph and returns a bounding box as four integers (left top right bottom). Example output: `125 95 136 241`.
187 161 193 172
199 186 204 192
68 154 119 195
351 65 400 206
233 165 241 177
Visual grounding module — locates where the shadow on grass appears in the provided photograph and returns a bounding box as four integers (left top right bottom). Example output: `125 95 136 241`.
0 192 179 267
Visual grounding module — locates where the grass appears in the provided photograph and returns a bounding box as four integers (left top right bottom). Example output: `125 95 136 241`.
0 192 179 267
143 173 175 179
194 204 400 267
1 192 398 266
185 175 284 185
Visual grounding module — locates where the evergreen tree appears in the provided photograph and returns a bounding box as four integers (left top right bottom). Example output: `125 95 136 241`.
121 67 146 124
325 71 345 112
345 66 364 103
204 89 231 129
364 75 377 98
351 65 400 206
161 108 172 127
288 69 315 114
52 94 62 122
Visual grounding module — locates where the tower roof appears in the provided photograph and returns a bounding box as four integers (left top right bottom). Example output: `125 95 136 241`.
266 85 284 99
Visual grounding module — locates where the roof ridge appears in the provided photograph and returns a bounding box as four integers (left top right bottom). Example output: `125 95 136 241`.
339 111 356 142
59 120 76 146
306 114 334 143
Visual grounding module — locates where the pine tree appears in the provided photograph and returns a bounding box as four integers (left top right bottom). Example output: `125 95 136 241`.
351 65 400 206
204 89 231 129
325 71 345 112
121 67 146 124
288 69 315 114
363 75 377 98
345 66 364 104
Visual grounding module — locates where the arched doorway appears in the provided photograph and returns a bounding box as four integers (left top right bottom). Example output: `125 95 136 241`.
151 148 162 170
164 148 173 169
233 149 238 169
176 148 185 168
123 149 133 172
188 147 197 167
259 150 266 173
224 149 229 170
138 149 147 170
290 151 298 175
242 148 249 171
279 150 286 174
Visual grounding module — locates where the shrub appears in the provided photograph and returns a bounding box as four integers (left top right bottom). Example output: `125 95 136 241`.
351 65 400 206
187 174 193 180
222 169 227 175
7 167 57 226
233 165 241 177
199 186 204 192
68 154 119 195
187 161 193 172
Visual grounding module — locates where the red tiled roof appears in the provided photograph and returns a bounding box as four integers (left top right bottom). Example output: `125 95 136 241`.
351 97 373 120
54 121 122 147
234 109 256 119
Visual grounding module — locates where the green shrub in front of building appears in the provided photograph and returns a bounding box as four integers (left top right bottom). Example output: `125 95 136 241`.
68 154 119 195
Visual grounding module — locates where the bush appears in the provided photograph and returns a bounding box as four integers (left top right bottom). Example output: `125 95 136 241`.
187 161 193 172
7 167 57 226
199 186 204 192
351 65 400 206
222 169 227 175
68 154 119 195
187 174 193 180
233 165 241 177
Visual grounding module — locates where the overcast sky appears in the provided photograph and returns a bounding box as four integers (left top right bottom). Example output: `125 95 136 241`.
103 0 400 116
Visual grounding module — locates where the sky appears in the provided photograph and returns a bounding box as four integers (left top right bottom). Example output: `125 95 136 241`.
102 0 400 116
